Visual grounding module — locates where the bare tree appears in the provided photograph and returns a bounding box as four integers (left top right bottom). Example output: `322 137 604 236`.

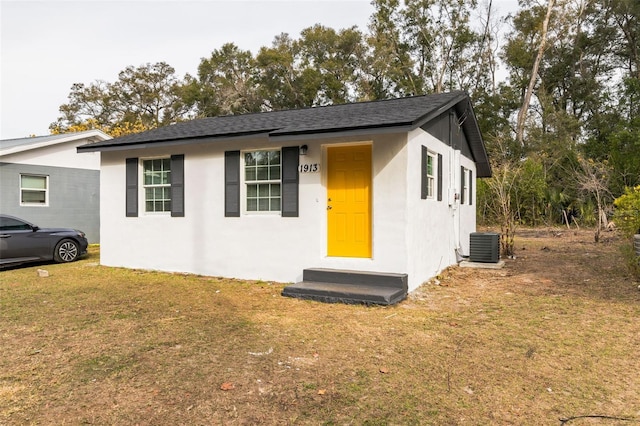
576 157 612 242
482 138 524 256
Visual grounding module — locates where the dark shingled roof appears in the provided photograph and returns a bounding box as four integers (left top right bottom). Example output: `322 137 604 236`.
78 91 490 177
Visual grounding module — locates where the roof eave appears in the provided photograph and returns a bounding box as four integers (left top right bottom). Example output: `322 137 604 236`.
454 98 491 178
77 130 274 153
411 91 468 130
2 130 111 157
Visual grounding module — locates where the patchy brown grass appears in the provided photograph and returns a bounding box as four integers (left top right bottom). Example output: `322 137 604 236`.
1 229 639 425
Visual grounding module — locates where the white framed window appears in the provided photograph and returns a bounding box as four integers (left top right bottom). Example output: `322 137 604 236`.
20 174 48 206
244 150 281 213
142 158 171 213
425 151 436 199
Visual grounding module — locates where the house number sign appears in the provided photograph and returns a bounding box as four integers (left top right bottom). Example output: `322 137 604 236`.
299 163 320 173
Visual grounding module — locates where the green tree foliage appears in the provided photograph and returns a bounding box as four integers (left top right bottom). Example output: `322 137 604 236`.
187 43 263 116
255 33 315 110
51 62 191 137
361 0 415 99
297 25 364 105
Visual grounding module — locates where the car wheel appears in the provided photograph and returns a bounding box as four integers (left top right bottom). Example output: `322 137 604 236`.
54 239 79 263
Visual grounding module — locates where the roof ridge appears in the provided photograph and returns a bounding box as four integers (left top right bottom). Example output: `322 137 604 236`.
211 90 467 120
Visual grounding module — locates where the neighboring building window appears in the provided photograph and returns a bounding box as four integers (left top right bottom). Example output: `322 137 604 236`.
425 151 436 199
143 158 171 212
20 174 48 205
244 150 281 212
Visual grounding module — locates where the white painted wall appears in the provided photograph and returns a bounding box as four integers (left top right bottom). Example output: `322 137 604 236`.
404 128 478 290
99 128 478 291
99 133 411 283
2 140 100 170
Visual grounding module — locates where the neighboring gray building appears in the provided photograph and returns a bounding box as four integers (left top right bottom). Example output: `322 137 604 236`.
0 130 111 243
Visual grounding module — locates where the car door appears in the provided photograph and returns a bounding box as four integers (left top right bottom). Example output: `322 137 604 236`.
0 217 50 262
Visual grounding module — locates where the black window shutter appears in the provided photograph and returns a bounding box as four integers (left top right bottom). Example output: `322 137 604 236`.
171 154 185 217
125 158 138 217
225 151 241 217
469 170 473 205
281 146 299 217
421 146 427 200
460 166 466 204
437 153 443 201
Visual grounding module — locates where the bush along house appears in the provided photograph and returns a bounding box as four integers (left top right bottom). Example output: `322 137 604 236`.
78 91 491 305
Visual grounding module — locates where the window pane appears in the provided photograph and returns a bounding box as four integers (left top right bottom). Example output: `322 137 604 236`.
258 199 269 211
268 151 280 164
256 151 268 165
21 175 46 189
247 184 257 197
426 156 434 176
21 190 46 204
271 184 280 196
271 197 281 211
257 166 269 180
247 199 257 211
270 165 281 180
245 152 256 166
245 168 256 181
258 184 270 197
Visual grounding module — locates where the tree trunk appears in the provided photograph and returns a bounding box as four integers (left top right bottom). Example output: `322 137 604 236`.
515 0 555 147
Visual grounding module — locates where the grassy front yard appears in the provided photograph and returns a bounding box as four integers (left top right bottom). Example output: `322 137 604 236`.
1 229 639 425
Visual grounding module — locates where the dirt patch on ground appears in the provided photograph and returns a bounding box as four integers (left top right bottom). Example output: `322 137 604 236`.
1 228 639 425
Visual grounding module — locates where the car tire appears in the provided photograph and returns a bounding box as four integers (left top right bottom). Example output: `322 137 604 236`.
54 239 80 263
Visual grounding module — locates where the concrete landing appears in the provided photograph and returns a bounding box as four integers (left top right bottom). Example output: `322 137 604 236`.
459 260 506 269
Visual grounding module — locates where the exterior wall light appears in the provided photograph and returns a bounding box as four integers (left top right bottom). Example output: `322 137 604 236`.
299 145 308 156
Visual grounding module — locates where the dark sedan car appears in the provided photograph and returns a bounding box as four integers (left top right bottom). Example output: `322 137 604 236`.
0 214 88 267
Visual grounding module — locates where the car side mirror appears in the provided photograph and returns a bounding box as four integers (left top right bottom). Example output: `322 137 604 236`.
32 225 39 232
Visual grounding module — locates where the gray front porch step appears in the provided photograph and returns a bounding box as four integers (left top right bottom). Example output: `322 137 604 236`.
282 268 408 305
302 268 408 289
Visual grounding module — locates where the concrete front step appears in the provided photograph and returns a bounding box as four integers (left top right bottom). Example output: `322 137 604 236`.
281 268 408 305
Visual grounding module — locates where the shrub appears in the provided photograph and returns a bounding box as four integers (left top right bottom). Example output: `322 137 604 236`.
613 186 640 277
613 185 640 237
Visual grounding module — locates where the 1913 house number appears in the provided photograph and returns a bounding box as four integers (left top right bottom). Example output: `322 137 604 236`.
299 163 320 173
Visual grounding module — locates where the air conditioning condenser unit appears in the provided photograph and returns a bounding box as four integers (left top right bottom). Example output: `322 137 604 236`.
469 232 500 263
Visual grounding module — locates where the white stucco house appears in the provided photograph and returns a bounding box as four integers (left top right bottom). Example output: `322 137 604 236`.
78 91 490 304
0 130 111 243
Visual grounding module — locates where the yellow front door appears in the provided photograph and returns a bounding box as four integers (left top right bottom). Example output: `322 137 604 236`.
327 145 372 258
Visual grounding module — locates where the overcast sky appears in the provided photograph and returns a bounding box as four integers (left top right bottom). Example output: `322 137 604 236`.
1 0 518 140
